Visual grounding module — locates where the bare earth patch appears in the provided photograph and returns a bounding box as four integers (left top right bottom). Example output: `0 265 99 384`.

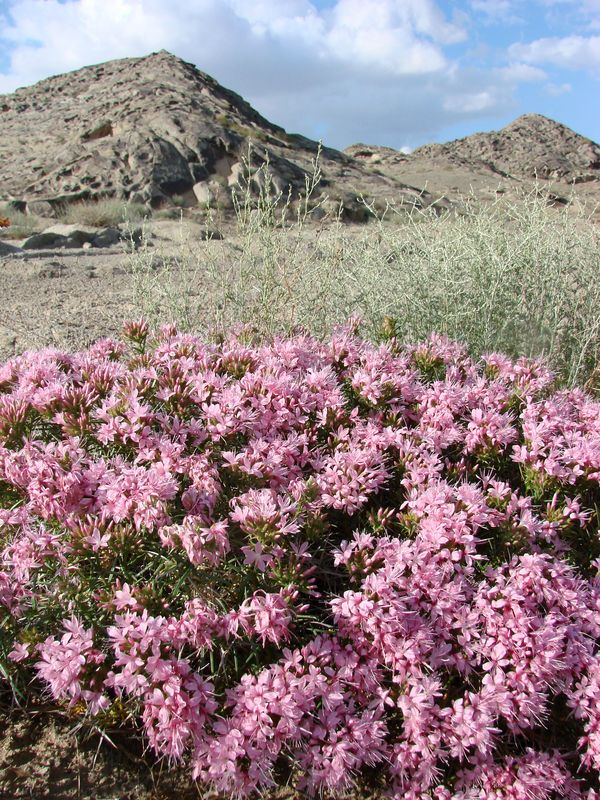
0 706 202 800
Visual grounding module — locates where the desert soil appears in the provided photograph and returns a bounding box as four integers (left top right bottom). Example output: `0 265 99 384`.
0 703 205 800
0 245 137 360
0 219 231 360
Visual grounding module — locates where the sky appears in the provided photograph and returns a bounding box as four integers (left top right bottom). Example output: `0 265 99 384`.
0 0 598 151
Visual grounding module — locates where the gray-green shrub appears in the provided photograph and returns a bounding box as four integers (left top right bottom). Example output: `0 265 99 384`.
128 158 600 386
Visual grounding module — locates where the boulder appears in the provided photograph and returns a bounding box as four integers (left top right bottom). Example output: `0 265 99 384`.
193 181 215 205
22 224 110 249
43 224 99 246
118 225 147 250
0 240 21 256
22 231 69 249
227 162 246 188
91 227 121 247
26 200 56 218
0 199 26 214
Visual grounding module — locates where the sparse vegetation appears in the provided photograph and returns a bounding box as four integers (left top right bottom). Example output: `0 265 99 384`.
128 155 600 386
58 198 147 227
170 194 187 208
153 207 186 220
0 210 46 239
215 112 272 142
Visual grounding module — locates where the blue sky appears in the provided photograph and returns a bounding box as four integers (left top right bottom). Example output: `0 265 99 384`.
0 0 598 150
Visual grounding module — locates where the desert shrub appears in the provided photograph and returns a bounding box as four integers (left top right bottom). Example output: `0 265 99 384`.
170 194 187 208
0 210 46 239
59 198 147 227
0 324 599 797
128 164 600 385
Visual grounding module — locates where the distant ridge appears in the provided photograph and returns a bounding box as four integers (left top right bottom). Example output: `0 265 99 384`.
347 114 600 185
412 114 600 183
1 52 598 220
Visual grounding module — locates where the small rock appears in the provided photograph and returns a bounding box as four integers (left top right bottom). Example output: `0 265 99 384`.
92 227 121 247
198 229 224 241
430 197 453 214
38 263 64 278
309 206 327 222
128 191 151 206
118 225 149 250
0 326 17 356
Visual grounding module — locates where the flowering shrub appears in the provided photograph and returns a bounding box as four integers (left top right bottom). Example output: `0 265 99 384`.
0 321 598 798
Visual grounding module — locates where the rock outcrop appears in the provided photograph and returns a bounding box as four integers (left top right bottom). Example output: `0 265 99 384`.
3 52 597 223
19 224 140 250
0 50 433 218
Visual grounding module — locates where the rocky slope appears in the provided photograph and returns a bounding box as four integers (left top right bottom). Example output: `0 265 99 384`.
345 115 600 211
411 114 600 183
0 50 431 217
2 51 599 221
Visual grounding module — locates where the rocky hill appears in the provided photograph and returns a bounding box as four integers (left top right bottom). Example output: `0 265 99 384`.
0 50 431 217
345 115 600 212
411 114 600 183
2 52 598 222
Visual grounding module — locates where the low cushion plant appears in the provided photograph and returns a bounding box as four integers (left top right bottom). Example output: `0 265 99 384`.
0 321 598 798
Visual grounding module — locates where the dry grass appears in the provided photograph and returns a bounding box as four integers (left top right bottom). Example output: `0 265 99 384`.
128 154 600 386
0 210 46 239
58 198 147 227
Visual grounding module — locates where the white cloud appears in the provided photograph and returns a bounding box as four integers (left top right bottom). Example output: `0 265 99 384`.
545 81 572 94
469 0 524 23
324 0 465 75
509 34 600 71
0 0 461 92
497 63 547 81
471 0 600 28
443 90 496 113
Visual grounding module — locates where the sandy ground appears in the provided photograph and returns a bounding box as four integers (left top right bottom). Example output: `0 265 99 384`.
0 218 228 360
2 174 598 362
0 245 137 360
0 701 353 799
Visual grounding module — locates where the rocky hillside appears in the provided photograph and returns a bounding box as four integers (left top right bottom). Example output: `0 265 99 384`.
345 115 600 214
0 51 431 217
411 114 600 183
2 52 598 221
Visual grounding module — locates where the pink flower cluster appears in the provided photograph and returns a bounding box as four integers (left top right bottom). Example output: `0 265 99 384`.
0 324 598 798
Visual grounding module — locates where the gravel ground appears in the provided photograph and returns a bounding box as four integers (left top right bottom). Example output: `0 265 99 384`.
0 245 138 361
